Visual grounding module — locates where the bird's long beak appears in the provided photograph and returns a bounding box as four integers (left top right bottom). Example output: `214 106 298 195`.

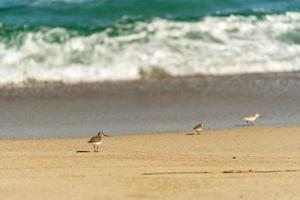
103 133 109 137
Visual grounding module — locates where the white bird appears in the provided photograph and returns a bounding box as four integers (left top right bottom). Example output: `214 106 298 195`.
193 123 204 134
88 131 109 152
243 113 261 126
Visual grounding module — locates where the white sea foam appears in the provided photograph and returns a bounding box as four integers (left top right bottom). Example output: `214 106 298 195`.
1 12 300 85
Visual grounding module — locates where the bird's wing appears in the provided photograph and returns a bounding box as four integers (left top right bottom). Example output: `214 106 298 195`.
88 136 96 143
193 123 202 129
242 115 252 120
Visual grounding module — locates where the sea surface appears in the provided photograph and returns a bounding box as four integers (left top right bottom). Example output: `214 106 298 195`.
1 0 300 86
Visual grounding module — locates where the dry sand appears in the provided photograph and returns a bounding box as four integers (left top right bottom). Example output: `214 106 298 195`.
1 126 300 199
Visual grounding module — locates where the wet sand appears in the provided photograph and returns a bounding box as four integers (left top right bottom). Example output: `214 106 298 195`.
0 72 300 138
1 126 300 200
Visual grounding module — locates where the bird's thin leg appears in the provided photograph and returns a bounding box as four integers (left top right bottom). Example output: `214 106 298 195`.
97 145 99 152
93 145 96 152
246 121 250 126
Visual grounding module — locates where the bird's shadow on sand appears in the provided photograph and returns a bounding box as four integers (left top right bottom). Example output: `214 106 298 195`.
185 133 196 136
76 150 91 153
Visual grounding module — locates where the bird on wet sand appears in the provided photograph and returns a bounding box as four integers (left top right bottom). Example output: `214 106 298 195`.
88 131 109 152
193 123 204 134
243 113 261 126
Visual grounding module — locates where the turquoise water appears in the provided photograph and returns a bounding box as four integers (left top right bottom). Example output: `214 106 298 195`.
0 0 300 85
1 0 298 28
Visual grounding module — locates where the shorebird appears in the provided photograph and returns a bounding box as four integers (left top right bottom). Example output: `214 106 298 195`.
193 123 204 134
243 113 261 126
88 131 109 152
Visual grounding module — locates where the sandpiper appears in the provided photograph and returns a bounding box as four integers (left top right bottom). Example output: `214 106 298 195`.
193 123 204 134
88 131 109 152
243 113 261 126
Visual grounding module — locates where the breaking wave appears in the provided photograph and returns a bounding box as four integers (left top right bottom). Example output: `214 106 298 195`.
1 7 300 85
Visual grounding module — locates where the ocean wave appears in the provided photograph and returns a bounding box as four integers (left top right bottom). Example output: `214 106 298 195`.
1 12 300 85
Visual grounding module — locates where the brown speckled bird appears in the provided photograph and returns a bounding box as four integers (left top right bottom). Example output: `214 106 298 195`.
88 131 109 152
193 123 204 134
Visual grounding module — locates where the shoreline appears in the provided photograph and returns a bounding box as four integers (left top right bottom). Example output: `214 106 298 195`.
1 124 299 140
1 126 300 200
0 71 300 98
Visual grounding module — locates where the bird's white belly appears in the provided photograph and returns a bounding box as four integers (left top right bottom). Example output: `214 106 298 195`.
94 141 102 145
244 117 255 121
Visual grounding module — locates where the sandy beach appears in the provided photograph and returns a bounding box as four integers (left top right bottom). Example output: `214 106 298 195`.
1 126 300 199
2 1 300 199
